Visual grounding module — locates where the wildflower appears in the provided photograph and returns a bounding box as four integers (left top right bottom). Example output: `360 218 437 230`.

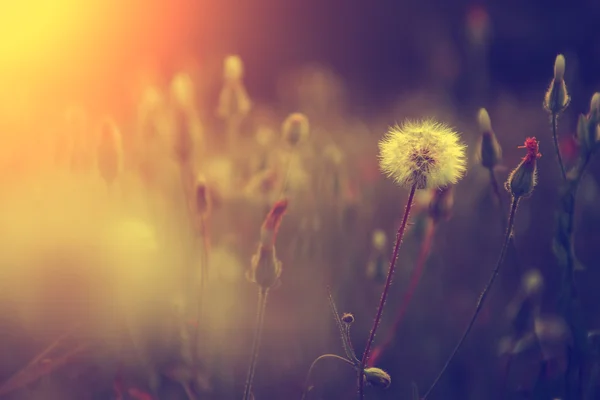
363 367 391 389
475 108 502 169
378 119 467 189
544 54 570 114
282 113 310 147
506 137 541 199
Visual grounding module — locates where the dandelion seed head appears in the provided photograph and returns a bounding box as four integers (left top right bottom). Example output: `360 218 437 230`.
378 119 467 189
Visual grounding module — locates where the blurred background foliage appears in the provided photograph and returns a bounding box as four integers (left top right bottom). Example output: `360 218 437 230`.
0 0 599 399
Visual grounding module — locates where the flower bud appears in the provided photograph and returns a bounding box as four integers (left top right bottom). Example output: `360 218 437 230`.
341 313 355 324
576 92 600 154
371 229 387 251
544 55 570 114
522 269 544 295
259 199 289 246
194 175 211 217
223 55 244 81
476 108 502 169
506 137 541 199
248 244 282 290
282 113 310 147
428 186 454 223
363 367 391 389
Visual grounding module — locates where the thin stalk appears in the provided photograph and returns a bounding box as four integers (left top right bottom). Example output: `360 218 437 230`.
368 218 436 367
358 184 417 399
301 354 356 400
192 215 209 360
488 167 504 210
551 113 567 181
488 166 522 273
242 288 269 400
423 197 520 399
279 148 295 198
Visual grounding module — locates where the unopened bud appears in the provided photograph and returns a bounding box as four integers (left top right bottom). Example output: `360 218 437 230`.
522 269 543 295
341 313 355 324
224 55 244 81
363 367 391 389
371 229 387 250
259 199 289 245
194 176 211 217
170 72 196 109
506 137 540 199
576 92 600 154
282 113 310 147
476 108 502 169
591 92 600 119
554 54 565 82
217 81 252 120
544 55 570 114
428 186 454 222
248 244 282 290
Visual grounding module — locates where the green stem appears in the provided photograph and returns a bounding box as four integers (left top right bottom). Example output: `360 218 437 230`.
301 354 356 400
552 112 567 181
242 288 269 400
359 184 417 399
422 197 520 399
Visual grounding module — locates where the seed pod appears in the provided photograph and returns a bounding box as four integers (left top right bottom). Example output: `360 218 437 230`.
476 108 502 169
247 244 282 290
363 367 391 389
282 113 310 147
194 176 211 217
341 313 355 324
544 55 570 114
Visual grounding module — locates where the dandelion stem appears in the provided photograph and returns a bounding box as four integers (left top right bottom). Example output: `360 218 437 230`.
422 197 520 399
359 183 417 398
242 288 269 400
301 354 356 400
551 113 567 181
369 218 436 367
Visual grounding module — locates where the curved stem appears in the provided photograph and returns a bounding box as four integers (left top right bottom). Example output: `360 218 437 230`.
551 113 567 181
359 184 417 398
301 354 356 400
242 288 269 400
369 218 436 367
422 197 520 399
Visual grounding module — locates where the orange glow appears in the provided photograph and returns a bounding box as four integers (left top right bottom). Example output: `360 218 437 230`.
0 2 80 62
